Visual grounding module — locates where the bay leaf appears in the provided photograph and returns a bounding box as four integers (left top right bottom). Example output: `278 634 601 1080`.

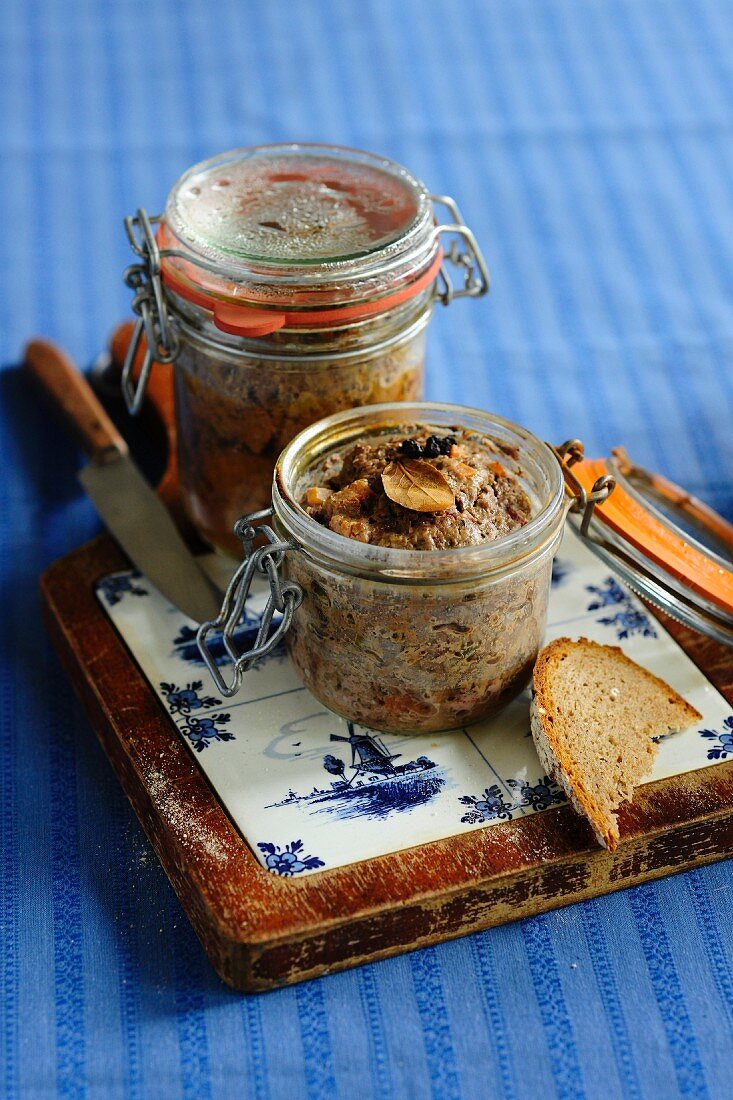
381 458 455 513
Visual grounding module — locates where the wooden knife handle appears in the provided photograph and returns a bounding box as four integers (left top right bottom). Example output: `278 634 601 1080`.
25 338 128 462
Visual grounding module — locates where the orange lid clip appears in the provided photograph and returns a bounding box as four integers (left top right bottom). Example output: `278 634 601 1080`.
574 457 733 617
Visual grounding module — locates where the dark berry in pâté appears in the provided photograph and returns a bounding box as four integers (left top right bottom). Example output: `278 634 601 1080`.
424 434 456 457
399 438 423 458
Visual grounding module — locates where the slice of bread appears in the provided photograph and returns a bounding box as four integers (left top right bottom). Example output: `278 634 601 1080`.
530 637 702 851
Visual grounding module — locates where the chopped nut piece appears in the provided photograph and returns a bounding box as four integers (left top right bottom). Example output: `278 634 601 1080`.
306 486 333 506
455 461 478 479
340 479 375 505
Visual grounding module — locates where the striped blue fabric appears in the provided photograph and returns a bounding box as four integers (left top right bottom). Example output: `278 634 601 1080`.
1 0 732 1096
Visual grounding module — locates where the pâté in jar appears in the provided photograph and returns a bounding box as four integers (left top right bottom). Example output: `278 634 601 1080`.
198 403 570 734
122 144 489 554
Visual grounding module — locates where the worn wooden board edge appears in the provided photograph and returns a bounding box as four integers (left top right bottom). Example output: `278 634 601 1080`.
40 533 733 992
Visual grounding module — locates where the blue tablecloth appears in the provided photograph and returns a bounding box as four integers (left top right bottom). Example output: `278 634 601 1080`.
2 1 733 1096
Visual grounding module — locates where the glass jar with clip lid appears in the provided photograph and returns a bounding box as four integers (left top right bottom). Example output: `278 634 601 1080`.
121 143 489 555
195 402 733 736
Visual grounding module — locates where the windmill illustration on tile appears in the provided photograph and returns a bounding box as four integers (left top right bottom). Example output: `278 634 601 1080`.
266 721 447 822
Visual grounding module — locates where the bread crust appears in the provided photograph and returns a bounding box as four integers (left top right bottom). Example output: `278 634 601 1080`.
531 637 702 851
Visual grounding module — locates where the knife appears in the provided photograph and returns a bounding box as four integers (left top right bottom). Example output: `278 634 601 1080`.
25 338 221 624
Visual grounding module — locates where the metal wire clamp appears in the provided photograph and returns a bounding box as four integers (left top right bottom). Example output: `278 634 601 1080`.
196 511 304 698
121 209 180 415
551 438 617 533
431 195 491 305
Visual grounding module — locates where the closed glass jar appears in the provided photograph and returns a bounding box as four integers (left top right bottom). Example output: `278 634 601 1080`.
270 403 566 734
123 144 489 555
171 286 430 555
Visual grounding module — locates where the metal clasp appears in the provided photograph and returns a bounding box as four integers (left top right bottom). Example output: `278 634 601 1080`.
121 208 180 414
551 439 616 535
431 195 490 305
196 510 304 698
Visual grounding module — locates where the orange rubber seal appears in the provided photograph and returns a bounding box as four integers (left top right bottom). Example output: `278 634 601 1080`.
159 243 444 338
574 458 733 616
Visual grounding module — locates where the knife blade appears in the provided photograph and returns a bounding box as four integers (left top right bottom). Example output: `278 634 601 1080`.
25 338 221 624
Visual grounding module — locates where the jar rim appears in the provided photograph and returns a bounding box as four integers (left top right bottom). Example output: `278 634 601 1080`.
161 144 440 309
273 402 566 581
167 143 432 266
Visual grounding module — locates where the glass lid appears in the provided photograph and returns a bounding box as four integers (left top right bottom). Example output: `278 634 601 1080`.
567 447 733 647
610 447 733 567
164 143 434 274
157 144 443 324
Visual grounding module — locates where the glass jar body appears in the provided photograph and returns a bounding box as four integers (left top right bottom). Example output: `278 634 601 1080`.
172 293 431 555
271 402 566 734
279 548 555 733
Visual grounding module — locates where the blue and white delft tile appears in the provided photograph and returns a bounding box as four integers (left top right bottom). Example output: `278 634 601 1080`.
96 529 733 877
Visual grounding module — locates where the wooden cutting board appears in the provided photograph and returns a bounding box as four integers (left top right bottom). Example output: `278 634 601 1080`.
41 537 733 992
38 326 733 991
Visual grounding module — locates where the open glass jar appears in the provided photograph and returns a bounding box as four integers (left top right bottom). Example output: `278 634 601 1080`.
198 402 569 733
121 144 489 555
197 404 733 735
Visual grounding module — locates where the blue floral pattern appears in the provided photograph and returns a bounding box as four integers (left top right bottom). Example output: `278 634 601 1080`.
97 571 148 606
551 557 571 586
507 775 566 811
178 713 234 753
160 680 222 715
700 716 733 760
257 839 325 876
585 576 657 640
586 575 627 609
459 785 515 824
458 775 565 823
